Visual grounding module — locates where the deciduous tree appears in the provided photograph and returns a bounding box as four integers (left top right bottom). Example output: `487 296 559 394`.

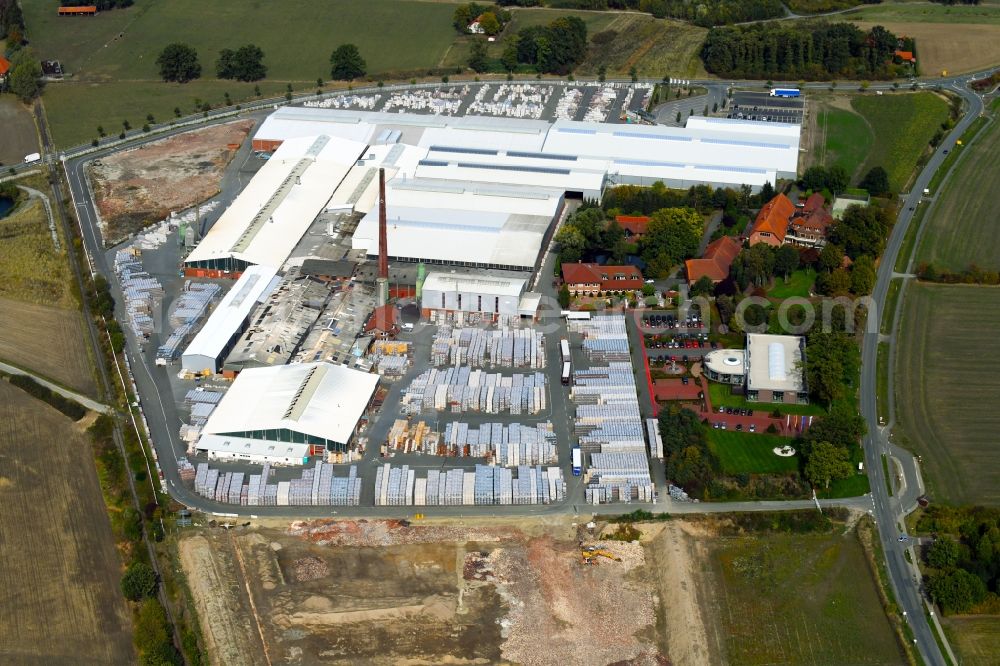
330 43 366 81
804 441 853 488
156 43 201 83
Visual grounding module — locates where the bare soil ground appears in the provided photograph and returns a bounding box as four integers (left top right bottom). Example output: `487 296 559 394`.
853 21 1000 75
90 120 253 243
0 97 39 167
0 382 133 664
179 517 668 666
0 296 96 396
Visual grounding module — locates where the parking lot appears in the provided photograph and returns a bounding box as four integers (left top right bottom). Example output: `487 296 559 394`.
728 90 804 124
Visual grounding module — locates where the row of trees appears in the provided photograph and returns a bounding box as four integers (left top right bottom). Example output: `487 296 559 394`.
604 181 771 217
499 0 788 25
917 506 999 614
157 43 267 83
61 0 133 8
701 22 900 80
916 262 1000 285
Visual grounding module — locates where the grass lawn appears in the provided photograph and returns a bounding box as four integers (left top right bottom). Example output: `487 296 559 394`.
767 268 816 299
817 103 873 181
876 341 890 425
880 278 901 335
894 283 1000 506
707 529 904 665
851 92 951 193
708 381 827 417
707 430 799 475
917 111 1000 272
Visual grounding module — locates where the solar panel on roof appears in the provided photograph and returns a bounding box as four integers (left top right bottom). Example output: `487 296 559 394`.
428 145 498 156
418 159 450 167
701 138 789 150
506 150 578 161
557 127 596 135
455 162 572 176
612 131 691 142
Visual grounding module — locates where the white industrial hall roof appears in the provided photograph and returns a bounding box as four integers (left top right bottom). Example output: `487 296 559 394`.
185 135 367 268
422 272 527 298
202 361 379 446
182 264 278 370
746 333 805 393
352 205 552 269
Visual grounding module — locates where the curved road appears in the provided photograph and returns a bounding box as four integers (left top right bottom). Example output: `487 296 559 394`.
50 70 997 665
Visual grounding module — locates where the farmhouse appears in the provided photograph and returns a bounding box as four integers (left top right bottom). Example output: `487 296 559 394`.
702 333 808 404
615 215 651 239
785 193 835 247
195 361 379 465
685 235 742 285
562 263 644 296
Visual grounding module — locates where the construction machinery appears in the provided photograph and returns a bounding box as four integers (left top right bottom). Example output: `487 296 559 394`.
580 545 622 564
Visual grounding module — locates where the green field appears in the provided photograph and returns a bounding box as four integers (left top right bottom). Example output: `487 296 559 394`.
844 1 1000 24
707 430 799 475
894 283 1000 506
42 79 290 148
851 92 951 192
767 268 816 299
816 103 873 180
917 114 1000 272
708 381 827 417
707 530 905 665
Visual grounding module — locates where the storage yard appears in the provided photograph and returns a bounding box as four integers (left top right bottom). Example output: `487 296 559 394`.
89 120 254 243
178 516 679 666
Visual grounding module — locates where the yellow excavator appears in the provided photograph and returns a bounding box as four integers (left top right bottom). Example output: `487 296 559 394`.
580 545 621 564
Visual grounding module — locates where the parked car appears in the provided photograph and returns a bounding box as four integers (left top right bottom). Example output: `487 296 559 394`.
749 424 756 433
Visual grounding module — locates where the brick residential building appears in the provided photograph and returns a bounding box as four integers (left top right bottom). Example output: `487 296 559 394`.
615 215 651 240
685 236 742 285
562 262 644 296
747 193 795 246
786 193 835 247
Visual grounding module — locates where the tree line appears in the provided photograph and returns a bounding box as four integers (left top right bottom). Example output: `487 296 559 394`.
916 262 1000 286
499 0 788 26
61 0 134 8
157 43 267 83
701 22 901 80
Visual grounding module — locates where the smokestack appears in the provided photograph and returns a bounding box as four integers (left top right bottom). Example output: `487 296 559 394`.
378 168 388 280
376 168 389 306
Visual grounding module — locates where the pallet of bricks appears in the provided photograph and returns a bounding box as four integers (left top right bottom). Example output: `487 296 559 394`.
439 422 557 465
194 462 361 506
400 368 546 415
430 327 545 369
376 464 565 506
371 340 410 378
584 452 655 504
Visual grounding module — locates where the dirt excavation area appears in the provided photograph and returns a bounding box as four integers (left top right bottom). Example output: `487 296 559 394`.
89 120 254 244
178 517 722 665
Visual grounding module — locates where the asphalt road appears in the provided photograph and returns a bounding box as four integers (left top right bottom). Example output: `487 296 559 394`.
857 76 989 666
53 70 998 664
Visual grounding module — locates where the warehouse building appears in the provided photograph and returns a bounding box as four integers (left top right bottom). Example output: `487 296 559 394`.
420 272 532 321
702 333 808 404
195 361 380 465
182 264 278 374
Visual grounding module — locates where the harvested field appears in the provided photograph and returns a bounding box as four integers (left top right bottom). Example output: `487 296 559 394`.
90 120 253 243
944 615 1000 666
180 518 665 665
580 14 709 78
0 382 133 664
0 97 39 167
853 21 1000 75
917 111 1000 272
0 297 95 396
894 283 1000 506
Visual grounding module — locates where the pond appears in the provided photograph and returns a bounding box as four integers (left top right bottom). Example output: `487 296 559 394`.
0 196 14 218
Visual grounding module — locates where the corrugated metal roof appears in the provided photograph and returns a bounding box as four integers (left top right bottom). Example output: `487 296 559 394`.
202 361 379 445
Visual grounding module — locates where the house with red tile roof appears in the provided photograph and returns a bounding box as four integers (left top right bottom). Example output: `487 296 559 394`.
0 56 10 81
614 215 651 239
786 193 835 247
895 50 915 63
562 262 644 295
364 304 399 339
685 236 742 285
747 193 795 247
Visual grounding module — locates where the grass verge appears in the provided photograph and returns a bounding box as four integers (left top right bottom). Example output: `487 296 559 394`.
882 453 894 497
881 278 901 334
